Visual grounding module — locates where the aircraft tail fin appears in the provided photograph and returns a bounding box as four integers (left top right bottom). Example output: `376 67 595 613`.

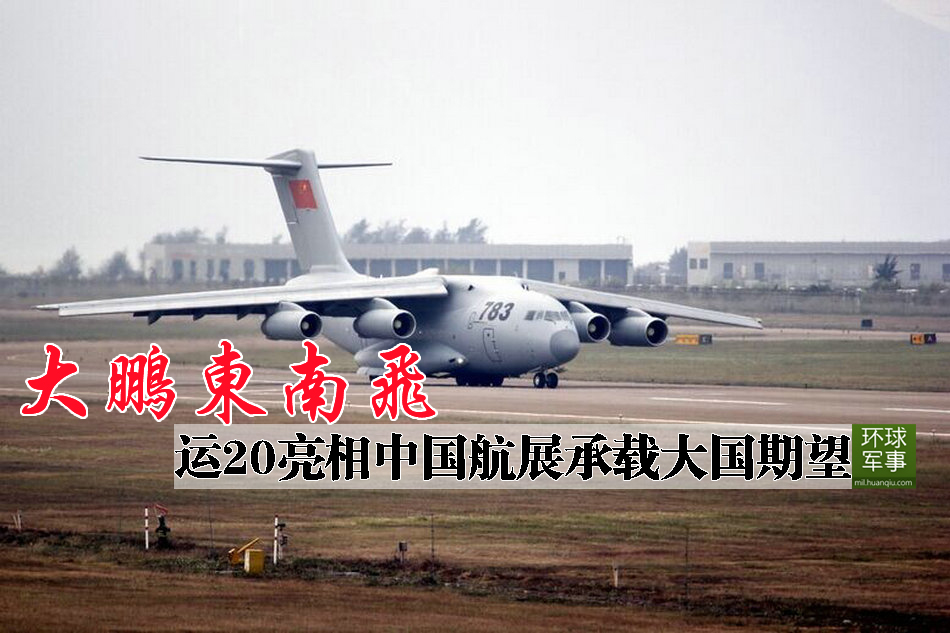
140 150 390 276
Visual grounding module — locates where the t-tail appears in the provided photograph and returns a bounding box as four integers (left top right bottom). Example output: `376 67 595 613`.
139 149 390 277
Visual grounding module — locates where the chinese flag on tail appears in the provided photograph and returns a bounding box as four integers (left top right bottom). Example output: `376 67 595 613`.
289 179 317 209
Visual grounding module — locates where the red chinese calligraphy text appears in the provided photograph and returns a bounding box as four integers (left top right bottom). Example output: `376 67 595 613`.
370 343 437 421
283 340 348 424
195 339 267 425
106 343 176 421
21 343 88 419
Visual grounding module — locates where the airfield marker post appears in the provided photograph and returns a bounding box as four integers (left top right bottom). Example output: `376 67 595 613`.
611 562 620 588
144 506 149 551
206 490 215 556
684 525 691 612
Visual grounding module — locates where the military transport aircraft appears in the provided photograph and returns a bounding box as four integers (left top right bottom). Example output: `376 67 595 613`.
39 148 761 389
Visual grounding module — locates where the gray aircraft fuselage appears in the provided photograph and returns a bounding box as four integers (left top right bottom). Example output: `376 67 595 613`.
321 275 578 380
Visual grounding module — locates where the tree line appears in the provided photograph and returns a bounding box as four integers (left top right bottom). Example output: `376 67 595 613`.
3 218 489 282
343 218 487 244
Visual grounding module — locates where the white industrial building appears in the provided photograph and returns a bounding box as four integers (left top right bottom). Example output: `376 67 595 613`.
143 242 633 286
687 241 950 288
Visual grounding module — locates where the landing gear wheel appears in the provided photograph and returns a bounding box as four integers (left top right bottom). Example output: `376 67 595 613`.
490 376 504 387
545 372 559 389
455 376 468 387
533 372 546 389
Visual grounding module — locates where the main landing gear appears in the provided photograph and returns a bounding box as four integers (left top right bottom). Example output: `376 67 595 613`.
456 375 504 387
533 372 559 389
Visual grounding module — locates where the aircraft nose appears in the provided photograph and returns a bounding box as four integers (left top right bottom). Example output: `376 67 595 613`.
549 328 580 365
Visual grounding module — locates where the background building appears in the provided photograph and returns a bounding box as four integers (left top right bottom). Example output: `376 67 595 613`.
687 241 950 288
143 242 633 286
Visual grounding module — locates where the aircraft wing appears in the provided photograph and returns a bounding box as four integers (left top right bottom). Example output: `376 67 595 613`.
524 280 762 329
37 276 448 320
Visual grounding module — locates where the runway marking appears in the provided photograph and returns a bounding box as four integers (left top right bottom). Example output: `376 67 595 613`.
650 397 787 407
883 407 950 415
344 404 856 433
3 387 950 436
0 387 841 432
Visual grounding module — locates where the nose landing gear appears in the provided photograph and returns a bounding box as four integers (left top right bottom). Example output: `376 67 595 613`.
533 372 559 389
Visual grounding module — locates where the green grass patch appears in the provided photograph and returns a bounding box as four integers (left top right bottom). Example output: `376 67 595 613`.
567 339 950 391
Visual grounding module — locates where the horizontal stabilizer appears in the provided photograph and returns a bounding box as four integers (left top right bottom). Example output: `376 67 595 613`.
139 155 391 172
140 156 303 172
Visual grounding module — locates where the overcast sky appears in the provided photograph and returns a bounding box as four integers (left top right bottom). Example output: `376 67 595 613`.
1 0 948 273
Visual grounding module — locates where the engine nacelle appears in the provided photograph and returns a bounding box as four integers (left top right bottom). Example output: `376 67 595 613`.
571 312 611 342
354 308 416 339
261 303 322 340
566 301 610 343
608 313 668 347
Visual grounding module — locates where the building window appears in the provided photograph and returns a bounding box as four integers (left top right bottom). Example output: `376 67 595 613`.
500 259 524 277
206 259 215 280
754 262 765 281
348 259 367 274
369 259 392 277
699 258 708 270
689 258 697 270
723 262 734 280
604 259 629 285
473 259 496 275
244 259 255 280
579 259 601 283
395 259 419 276
527 259 555 282
189 260 197 281
171 259 183 281
944 263 950 281
447 259 471 274
910 263 920 281
421 258 443 272
219 259 230 282
264 259 288 282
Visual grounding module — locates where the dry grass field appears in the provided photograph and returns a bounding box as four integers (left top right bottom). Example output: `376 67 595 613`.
0 396 948 632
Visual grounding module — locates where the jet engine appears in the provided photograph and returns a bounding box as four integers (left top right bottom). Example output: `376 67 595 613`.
607 311 668 347
261 302 322 340
567 302 611 343
354 300 416 339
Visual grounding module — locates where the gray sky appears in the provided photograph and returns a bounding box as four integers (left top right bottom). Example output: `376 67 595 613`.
1 0 949 273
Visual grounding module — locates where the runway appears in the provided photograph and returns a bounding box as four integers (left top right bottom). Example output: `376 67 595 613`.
2 340 948 434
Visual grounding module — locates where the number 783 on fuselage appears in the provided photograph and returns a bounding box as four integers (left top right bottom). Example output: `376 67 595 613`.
38 148 762 390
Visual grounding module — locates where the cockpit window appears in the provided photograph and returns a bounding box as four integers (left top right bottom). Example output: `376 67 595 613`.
524 310 536 320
